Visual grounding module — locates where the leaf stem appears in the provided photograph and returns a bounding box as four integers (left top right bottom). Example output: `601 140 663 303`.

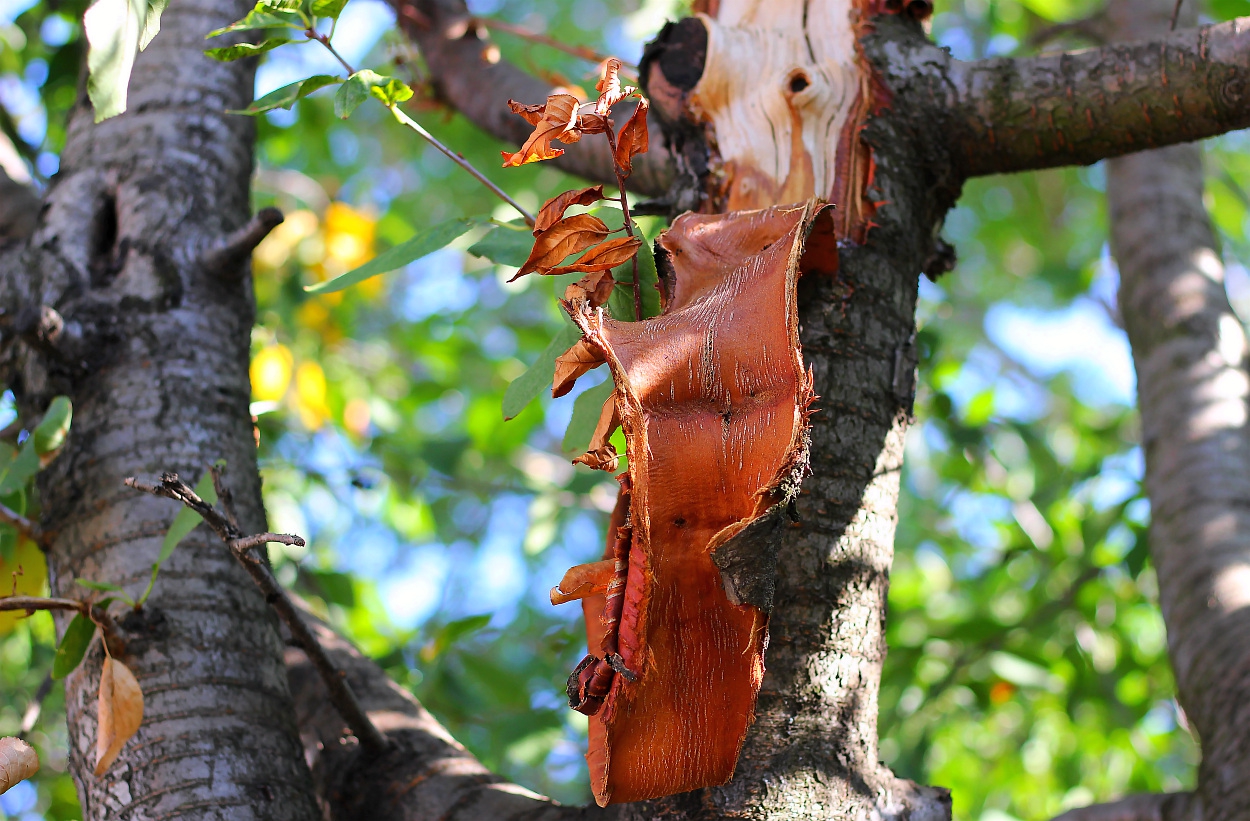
604 122 642 321
306 29 535 227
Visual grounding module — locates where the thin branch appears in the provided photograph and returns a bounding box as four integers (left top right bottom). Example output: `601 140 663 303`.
306 29 536 226
202 207 285 275
475 17 635 69
1170 0 1184 30
0 499 43 546
0 595 122 650
124 472 390 757
603 121 643 321
942 17 1250 179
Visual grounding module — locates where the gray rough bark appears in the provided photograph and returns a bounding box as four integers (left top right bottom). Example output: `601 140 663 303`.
1090 2 1250 821
0 2 322 819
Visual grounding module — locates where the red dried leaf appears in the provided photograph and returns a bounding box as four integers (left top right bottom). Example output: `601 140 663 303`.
613 97 650 177
553 338 606 398
548 235 641 277
550 558 616 605
514 214 611 280
535 185 606 234
501 93 581 167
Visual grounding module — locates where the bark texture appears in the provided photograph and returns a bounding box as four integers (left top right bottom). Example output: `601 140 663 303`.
0 2 321 819
1100 3 1250 821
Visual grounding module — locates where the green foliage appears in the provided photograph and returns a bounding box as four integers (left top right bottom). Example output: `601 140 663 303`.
51 613 94 680
231 74 342 115
83 0 167 121
31 396 71 455
208 8 305 36
562 380 613 455
502 320 582 420
334 70 413 118
307 218 484 294
205 37 296 62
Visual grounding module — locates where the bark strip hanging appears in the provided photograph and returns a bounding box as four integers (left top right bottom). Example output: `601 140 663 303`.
551 201 825 805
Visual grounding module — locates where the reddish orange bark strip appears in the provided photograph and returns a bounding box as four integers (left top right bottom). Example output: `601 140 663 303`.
558 202 823 805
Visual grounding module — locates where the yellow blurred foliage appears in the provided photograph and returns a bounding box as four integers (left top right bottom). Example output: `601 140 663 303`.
254 209 319 272
323 202 375 271
296 300 341 344
0 538 48 634
251 344 293 402
295 361 329 430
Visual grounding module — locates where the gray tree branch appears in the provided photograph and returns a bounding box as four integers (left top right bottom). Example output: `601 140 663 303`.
943 16 1250 177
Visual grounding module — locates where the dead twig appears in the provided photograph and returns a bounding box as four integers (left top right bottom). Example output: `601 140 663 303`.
1170 0 1184 30
124 471 389 756
202 207 285 276
0 595 123 651
474 17 636 71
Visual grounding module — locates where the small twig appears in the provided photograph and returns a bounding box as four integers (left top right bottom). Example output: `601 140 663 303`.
19 672 53 739
474 17 636 70
0 595 122 648
124 472 389 756
1170 0 1184 30
210 464 240 534
305 30 535 227
0 499 43 546
603 121 642 321
203 207 285 275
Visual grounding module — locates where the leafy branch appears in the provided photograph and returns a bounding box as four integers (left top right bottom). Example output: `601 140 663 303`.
206 0 534 226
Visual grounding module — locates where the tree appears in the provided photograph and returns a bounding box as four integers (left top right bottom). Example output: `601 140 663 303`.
0 0 1248 819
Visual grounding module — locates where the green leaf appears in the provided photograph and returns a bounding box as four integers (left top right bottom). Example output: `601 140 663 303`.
468 221 535 268
426 613 491 658
84 0 149 122
139 468 219 604
76 579 129 594
311 0 349 18
562 379 615 455
139 0 168 50
335 70 413 119
32 396 72 456
502 321 582 420
230 74 342 115
52 613 96 680
205 38 294 62
305 218 482 294
0 441 40 496
607 225 661 321
208 8 304 36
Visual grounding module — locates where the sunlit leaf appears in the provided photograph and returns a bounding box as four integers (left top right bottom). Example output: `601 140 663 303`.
311 0 349 18
468 221 534 268
32 396 71 456
208 8 303 36
94 657 144 775
84 0 160 121
305 218 483 294
205 38 294 62
230 74 342 115
335 70 413 119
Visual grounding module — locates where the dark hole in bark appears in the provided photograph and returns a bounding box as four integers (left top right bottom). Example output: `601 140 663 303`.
640 17 708 92
88 193 120 287
788 71 811 93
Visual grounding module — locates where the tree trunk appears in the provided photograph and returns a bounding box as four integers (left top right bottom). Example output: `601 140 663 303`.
1100 2 1250 820
0 2 322 818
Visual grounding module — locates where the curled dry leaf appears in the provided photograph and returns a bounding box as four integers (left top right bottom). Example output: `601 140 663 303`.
553 339 606 398
571 391 620 472
550 557 615 605
514 214 611 280
594 58 635 116
534 184 606 234
613 97 650 177
501 93 580 167
564 269 616 309
548 235 641 277
554 202 824 805
95 657 144 776
0 737 39 795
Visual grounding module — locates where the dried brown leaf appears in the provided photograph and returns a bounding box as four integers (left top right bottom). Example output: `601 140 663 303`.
94 657 143 776
0 737 38 795
515 214 612 280
535 185 606 235
572 391 620 472
501 93 580 167
564 269 617 308
550 558 616 605
614 97 650 177
553 338 606 398
548 235 642 277
595 58 636 116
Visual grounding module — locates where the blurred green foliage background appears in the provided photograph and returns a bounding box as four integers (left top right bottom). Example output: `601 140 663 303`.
4 0 1250 818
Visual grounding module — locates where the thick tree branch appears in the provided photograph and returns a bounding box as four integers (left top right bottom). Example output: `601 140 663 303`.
285 610 621 821
389 0 674 197
125 472 390 757
945 17 1250 178
1051 792 1192 821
